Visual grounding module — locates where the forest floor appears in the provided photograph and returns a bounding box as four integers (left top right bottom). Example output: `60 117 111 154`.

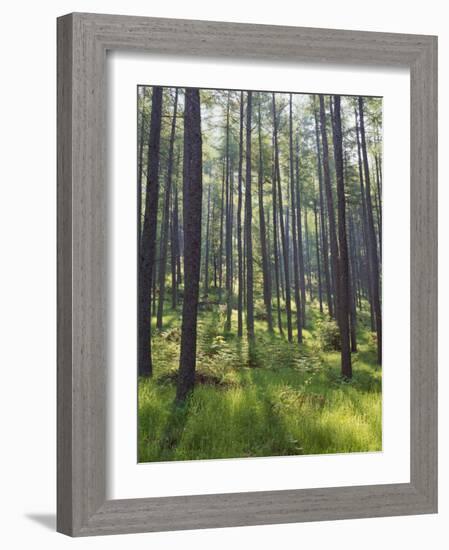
138 294 382 462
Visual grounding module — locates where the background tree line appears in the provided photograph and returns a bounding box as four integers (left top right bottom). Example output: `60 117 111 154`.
138 86 382 403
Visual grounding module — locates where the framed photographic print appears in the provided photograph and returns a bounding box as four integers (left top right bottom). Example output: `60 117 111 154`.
57 12 438 536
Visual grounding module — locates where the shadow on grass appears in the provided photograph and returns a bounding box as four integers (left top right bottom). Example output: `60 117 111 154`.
156 400 191 461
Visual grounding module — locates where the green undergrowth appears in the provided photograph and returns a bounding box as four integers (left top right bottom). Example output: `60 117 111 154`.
138 298 382 462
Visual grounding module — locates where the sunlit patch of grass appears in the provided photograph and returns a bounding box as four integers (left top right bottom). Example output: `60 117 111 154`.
138 300 382 462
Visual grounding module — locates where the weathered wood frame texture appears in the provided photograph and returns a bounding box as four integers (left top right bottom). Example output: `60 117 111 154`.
57 12 438 536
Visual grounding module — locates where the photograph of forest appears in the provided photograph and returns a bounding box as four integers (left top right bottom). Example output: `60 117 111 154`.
138 85 382 463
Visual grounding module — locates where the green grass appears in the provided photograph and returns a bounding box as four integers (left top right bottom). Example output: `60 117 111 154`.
138 297 382 462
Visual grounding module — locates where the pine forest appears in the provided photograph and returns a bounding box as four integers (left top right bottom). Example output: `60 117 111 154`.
138 86 382 462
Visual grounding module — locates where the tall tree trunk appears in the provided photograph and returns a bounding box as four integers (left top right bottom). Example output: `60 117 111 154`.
138 87 163 377
332 95 352 377
313 196 323 313
288 94 303 343
170 184 177 308
245 91 255 339
204 181 211 295
273 94 293 342
313 97 333 318
176 88 203 403
303 202 313 302
243 210 247 309
137 88 146 239
230 169 235 295
374 153 383 265
237 92 244 337
359 96 382 365
319 94 341 340
171 173 181 308
218 158 225 302
258 95 273 332
225 96 233 332
348 210 358 352
355 108 375 330
272 134 283 335
343 143 357 353
157 89 178 330
294 132 307 327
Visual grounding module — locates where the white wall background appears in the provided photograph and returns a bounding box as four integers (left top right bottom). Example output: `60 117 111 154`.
0 1 444 548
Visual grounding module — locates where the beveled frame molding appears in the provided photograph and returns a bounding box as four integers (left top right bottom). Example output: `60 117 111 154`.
57 12 438 536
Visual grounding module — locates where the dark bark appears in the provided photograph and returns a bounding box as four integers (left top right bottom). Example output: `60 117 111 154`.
225 96 233 332
171 171 181 309
271 133 283 335
313 196 323 313
218 158 225 302
258 95 273 332
374 153 383 265
273 94 293 342
354 108 375 330
359 96 382 365
137 88 146 242
157 89 178 330
313 97 333 318
176 88 203 403
288 94 303 343
348 210 358 352
170 187 177 308
332 95 352 377
319 94 340 328
204 181 211 294
245 91 255 339
237 92 244 337
303 201 313 302
230 169 235 295
294 133 307 327
138 87 163 377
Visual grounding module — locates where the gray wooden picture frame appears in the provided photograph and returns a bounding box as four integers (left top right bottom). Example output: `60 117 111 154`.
57 12 438 537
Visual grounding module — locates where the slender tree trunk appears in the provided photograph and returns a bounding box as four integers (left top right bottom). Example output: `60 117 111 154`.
237 92 244 337
152 258 158 317
243 211 247 309
348 211 358 352
278 223 286 302
176 88 203 403
355 108 375 330
170 184 177 308
272 135 283 336
225 96 233 332
332 95 352 377
230 170 234 295
218 158 225 302
294 133 307 327
273 94 293 342
343 146 357 353
313 97 333 318
157 89 178 330
204 181 211 295
138 87 163 377
313 196 323 313
258 95 273 332
170 151 182 309
137 88 146 240
288 94 303 343
359 96 382 365
303 202 313 302
245 91 255 339
374 153 383 265
319 94 341 339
